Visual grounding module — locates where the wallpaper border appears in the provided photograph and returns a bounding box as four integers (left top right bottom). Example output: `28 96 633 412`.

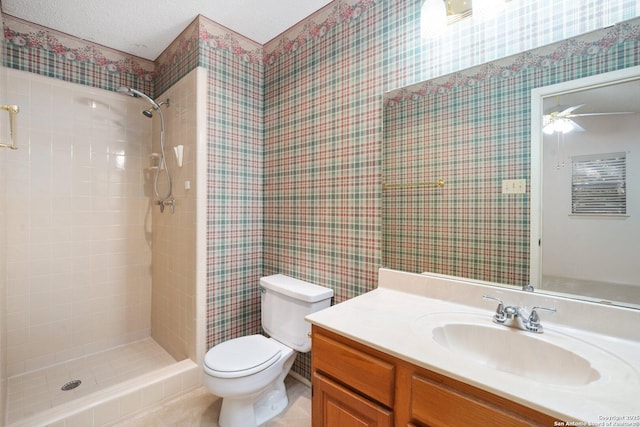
384 16 640 106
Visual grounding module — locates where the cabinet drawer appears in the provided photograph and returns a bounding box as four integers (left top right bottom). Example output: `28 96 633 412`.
313 331 395 407
410 374 545 427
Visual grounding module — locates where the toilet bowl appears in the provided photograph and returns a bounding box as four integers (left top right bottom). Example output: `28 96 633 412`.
203 274 333 427
203 335 295 426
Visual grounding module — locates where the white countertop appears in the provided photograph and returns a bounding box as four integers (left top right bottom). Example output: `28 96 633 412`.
305 268 640 423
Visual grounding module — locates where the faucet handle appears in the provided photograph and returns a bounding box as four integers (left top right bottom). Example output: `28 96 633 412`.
483 295 506 323
529 306 556 320
483 295 503 304
528 306 556 332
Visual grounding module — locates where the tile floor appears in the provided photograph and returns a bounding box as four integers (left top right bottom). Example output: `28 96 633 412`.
6 338 176 424
113 376 312 427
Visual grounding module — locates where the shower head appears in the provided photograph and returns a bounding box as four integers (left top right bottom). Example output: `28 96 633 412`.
141 98 170 118
117 86 160 110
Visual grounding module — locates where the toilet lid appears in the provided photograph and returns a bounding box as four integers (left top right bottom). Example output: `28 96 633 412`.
204 335 281 378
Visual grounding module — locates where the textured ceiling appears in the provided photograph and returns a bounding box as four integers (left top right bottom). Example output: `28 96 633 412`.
1 0 334 60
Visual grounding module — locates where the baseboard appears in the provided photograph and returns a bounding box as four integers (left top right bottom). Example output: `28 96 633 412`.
288 371 311 388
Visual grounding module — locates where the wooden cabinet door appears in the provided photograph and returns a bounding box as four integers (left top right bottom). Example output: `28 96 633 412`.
313 372 393 427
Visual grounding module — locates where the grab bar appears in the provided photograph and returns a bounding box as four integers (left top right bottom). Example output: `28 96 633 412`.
0 104 20 150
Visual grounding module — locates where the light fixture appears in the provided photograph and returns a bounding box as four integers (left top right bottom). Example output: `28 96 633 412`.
420 0 447 39
542 117 579 135
542 111 581 169
420 0 511 39
542 103 588 135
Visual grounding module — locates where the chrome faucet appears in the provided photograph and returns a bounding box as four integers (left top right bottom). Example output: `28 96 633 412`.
482 295 556 333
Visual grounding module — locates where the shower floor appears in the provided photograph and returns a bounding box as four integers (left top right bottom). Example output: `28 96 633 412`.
6 338 176 424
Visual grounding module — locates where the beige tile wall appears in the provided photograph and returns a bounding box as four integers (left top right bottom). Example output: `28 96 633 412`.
3 69 153 377
150 67 205 363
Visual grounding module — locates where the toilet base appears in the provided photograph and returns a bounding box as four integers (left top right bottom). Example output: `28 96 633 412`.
219 380 288 427
255 380 288 425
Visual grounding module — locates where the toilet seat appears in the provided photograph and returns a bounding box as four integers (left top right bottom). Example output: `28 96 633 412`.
204 334 282 379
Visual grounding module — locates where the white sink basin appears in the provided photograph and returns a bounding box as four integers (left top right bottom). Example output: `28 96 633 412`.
414 312 638 387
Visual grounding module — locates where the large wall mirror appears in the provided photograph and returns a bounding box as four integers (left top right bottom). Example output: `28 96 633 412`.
382 18 640 309
530 67 640 308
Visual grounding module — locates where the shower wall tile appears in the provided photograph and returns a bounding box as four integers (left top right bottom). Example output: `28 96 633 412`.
150 67 201 362
3 69 153 377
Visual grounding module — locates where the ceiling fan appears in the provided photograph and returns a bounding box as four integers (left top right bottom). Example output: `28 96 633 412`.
542 103 635 135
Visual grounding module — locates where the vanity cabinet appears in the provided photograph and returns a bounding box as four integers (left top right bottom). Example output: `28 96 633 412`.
311 325 557 427
312 325 394 426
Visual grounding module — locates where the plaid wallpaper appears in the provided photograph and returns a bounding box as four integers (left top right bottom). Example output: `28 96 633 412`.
383 63 534 285
4 0 640 381
198 16 264 349
264 0 381 304
264 1 640 377
383 19 640 285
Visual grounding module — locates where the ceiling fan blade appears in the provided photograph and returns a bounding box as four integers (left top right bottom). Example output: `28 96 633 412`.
569 119 585 132
568 111 636 117
557 104 585 117
543 103 576 116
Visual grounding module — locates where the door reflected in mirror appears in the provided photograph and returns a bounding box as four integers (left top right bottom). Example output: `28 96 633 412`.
531 67 640 308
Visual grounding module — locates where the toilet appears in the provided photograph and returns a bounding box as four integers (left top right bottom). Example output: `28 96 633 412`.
203 274 333 427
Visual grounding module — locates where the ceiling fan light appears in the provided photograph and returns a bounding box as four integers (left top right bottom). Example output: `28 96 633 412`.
543 117 576 134
556 118 576 134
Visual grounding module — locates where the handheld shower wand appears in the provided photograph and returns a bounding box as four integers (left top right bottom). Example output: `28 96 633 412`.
118 86 174 213
117 86 160 110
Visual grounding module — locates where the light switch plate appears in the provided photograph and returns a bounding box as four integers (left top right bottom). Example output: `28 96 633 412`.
502 179 526 194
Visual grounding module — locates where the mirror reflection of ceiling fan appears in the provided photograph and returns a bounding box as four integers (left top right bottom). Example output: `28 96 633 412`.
542 104 635 135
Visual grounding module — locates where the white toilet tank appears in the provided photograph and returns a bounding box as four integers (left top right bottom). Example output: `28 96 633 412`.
260 274 333 352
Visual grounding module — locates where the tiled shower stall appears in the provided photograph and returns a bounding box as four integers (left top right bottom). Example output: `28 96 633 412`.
0 63 206 426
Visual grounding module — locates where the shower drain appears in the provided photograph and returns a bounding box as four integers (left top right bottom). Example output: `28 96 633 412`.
61 380 82 391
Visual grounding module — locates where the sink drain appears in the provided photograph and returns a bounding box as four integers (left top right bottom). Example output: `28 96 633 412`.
61 380 81 391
